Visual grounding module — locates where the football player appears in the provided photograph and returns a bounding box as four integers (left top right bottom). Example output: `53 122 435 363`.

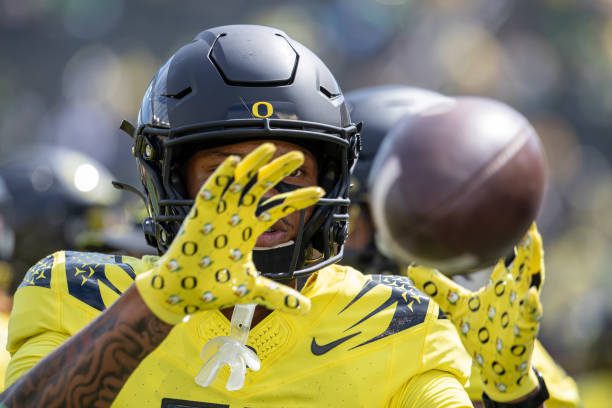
0 175 13 390
0 145 126 293
0 25 476 407
345 85 581 407
0 146 130 390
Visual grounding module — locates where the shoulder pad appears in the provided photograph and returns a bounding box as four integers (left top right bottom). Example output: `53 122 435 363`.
63 251 136 311
20 254 54 289
20 251 137 312
332 274 435 349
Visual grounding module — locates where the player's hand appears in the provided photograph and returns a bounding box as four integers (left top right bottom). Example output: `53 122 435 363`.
136 143 324 325
408 223 544 402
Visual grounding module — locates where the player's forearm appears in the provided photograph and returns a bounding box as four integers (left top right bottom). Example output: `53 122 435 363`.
0 285 172 408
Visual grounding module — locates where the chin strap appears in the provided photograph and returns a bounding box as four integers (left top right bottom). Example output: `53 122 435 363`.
252 212 308 280
252 241 297 278
253 180 309 280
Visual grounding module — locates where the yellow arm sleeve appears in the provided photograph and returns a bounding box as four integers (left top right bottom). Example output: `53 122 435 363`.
5 331 69 388
531 341 581 408
387 370 473 408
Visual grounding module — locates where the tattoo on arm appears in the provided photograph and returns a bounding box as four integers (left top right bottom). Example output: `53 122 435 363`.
0 285 173 408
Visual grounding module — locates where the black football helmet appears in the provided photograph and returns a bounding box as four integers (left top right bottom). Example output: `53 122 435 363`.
0 175 13 292
131 25 360 280
344 85 450 274
0 145 120 292
0 175 13 263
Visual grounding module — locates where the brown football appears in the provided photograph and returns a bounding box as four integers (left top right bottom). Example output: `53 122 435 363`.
368 96 547 274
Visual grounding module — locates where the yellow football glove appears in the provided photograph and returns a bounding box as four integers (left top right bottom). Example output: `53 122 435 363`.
408 223 545 402
136 143 324 325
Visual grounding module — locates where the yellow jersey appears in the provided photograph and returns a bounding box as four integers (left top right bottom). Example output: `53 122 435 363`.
0 312 9 391
6 251 472 407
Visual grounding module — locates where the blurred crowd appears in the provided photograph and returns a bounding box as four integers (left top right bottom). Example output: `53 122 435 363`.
0 0 610 405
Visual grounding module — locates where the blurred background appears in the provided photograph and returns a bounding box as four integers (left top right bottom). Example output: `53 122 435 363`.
0 0 610 404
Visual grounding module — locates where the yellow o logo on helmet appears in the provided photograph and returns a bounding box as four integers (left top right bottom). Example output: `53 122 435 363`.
251 101 274 118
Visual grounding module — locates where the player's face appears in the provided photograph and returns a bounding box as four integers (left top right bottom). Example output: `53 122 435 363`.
184 140 319 248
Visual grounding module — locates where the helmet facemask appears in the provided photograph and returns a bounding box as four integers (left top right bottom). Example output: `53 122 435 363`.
134 118 359 280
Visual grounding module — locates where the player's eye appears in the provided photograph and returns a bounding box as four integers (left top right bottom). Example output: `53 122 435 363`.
287 168 303 178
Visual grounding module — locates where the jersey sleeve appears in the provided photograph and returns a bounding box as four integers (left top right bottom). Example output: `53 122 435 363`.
387 370 473 408
373 272 472 405
0 313 10 391
531 340 581 408
5 251 141 387
5 331 69 387
420 304 472 386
